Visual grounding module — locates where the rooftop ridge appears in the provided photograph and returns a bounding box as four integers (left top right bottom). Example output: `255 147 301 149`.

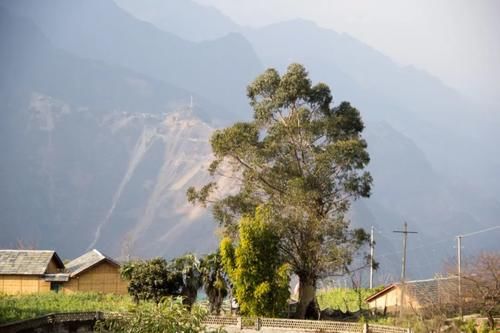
405 276 457 284
0 249 55 252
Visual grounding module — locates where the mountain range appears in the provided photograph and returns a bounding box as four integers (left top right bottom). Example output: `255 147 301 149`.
0 0 498 282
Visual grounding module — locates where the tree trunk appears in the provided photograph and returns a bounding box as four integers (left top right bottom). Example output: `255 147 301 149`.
487 312 495 330
295 276 318 319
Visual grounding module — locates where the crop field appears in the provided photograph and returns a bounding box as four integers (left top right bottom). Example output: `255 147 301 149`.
0 292 133 324
317 287 383 312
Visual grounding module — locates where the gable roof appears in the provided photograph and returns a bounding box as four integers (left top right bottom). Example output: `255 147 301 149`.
0 250 64 275
406 277 458 304
365 284 397 302
365 277 458 303
65 249 120 277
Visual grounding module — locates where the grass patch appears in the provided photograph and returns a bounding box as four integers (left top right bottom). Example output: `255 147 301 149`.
317 287 384 312
0 292 134 324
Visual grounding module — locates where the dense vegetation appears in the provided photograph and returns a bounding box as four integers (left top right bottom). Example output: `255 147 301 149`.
220 206 290 317
120 253 228 314
0 293 133 324
94 297 220 333
317 287 383 312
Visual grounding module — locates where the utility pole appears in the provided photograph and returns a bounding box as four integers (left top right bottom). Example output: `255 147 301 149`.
393 222 418 317
457 235 462 319
370 226 374 289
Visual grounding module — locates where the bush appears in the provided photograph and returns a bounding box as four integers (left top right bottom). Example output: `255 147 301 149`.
95 297 223 333
121 258 183 304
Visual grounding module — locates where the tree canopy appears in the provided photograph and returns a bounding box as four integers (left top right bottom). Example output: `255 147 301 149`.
121 258 182 304
120 254 202 308
188 63 372 318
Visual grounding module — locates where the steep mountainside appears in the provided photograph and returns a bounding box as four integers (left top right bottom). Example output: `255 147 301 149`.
0 0 263 119
0 9 223 258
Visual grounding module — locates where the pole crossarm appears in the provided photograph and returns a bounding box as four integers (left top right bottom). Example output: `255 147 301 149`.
393 222 418 317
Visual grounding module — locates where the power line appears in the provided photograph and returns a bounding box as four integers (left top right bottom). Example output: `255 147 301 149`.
458 225 500 238
455 224 499 320
375 224 500 259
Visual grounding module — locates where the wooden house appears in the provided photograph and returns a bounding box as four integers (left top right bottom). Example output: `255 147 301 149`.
0 249 128 295
365 277 458 315
0 250 66 294
63 249 128 294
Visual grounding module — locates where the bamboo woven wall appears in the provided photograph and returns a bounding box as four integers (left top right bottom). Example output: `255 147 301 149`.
0 275 50 294
63 261 128 294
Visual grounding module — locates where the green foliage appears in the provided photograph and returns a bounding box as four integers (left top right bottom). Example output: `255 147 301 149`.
461 319 479 333
95 297 222 333
169 253 203 308
121 257 182 304
220 206 290 317
188 63 373 317
200 252 228 315
121 254 203 306
317 287 383 312
0 292 133 324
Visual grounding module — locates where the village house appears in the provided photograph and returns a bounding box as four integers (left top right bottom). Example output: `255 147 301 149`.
0 249 128 295
63 249 128 294
0 250 66 294
365 277 458 315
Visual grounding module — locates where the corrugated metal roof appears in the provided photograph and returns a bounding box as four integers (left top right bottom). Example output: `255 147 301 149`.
406 277 458 304
65 249 119 276
365 277 458 303
0 250 64 275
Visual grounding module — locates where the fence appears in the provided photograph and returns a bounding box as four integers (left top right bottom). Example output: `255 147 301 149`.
204 316 410 333
0 312 410 333
0 312 104 333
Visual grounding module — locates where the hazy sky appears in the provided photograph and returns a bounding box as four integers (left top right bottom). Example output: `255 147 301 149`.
196 0 500 106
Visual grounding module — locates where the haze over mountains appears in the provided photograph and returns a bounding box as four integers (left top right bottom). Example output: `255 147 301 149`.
0 0 498 282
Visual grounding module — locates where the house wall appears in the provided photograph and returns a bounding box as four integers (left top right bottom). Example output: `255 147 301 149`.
369 288 400 312
368 287 422 313
0 257 62 294
0 275 51 294
62 261 128 295
46 258 61 273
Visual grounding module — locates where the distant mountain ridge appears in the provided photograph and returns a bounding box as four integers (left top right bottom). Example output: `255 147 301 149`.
115 0 240 42
0 1 498 281
0 0 263 120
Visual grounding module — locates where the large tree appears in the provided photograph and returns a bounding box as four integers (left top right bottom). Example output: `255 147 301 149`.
188 63 372 318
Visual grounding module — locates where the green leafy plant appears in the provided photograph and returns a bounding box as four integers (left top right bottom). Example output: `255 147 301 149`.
121 258 182 304
200 251 228 315
220 205 290 317
95 297 223 333
121 255 204 307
